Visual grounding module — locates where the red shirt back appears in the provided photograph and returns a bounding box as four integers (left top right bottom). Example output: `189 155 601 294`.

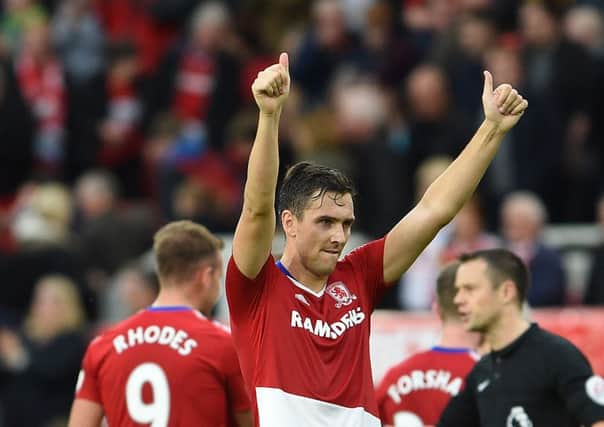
376 347 478 426
75 307 249 427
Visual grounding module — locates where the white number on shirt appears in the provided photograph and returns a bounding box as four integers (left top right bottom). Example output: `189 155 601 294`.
125 362 170 427
393 411 423 427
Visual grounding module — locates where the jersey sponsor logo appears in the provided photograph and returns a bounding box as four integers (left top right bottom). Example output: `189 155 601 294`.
585 375 604 405
506 406 533 427
477 379 490 392
112 325 198 356
386 369 464 404
290 308 366 340
295 293 310 306
326 281 357 308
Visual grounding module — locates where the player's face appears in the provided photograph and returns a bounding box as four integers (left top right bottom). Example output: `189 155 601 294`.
454 259 502 333
294 191 354 278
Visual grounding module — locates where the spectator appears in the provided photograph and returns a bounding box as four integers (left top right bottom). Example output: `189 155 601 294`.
519 0 597 221
584 194 604 305
564 5 604 204
51 0 105 86
361 1 418 88
291 0 370 107
96 40 145 197
433 11 497 118
0 275 87 427
501 191 566 307
51 0 108 183
441 194 501 264
101 263 158 324
94 0 197 76
0 182 94 322
564 5 604 58
15 18 67 176
404 63 475 172
481 40 564 228
0 59 35 198
150 1 240 151
0 0 47 57
74 170 154 282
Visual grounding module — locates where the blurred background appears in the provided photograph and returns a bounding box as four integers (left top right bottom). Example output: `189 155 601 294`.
0 0 603 425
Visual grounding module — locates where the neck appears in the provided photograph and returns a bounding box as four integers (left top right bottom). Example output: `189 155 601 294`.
486 309 530 351
439 321 476 349
153 288 197 311
278 253 327 293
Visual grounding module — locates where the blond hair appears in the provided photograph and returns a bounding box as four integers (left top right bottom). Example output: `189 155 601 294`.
25 275 86 341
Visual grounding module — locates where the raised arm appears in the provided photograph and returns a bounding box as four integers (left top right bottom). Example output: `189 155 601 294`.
383 71 528 283
232 53 290 279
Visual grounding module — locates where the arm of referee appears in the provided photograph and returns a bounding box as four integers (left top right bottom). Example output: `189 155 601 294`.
552 339 604 426
436 371 480 427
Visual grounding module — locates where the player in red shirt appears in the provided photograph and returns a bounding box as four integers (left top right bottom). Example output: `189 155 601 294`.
226 52 527 426
68 221 252 427
376 262 483 427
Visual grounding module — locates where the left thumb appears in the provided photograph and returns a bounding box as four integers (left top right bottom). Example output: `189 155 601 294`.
482 70 493 98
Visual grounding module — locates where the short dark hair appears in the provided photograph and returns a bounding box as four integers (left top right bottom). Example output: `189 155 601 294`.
277 161 356 218
436 262 461 320
153 220 223 284
459 249 530 305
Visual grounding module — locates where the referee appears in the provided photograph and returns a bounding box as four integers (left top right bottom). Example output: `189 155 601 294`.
437 249 604 427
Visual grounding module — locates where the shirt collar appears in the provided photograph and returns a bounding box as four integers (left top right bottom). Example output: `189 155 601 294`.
490 322 538 358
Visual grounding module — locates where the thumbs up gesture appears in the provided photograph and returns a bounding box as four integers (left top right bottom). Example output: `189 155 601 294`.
252 52 290 115
482 70 528 132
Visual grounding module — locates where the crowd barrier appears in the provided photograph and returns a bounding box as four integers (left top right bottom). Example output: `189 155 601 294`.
370 308 604 383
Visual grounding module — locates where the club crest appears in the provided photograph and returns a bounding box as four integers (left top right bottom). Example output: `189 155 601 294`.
326 282 357 308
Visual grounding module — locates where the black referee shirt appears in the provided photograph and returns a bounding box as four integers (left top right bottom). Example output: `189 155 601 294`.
437 323 604 427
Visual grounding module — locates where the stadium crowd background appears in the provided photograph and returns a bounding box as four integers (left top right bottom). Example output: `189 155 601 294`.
0 0 603 425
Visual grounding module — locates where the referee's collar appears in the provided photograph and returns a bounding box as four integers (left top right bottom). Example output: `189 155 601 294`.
490 322 538 358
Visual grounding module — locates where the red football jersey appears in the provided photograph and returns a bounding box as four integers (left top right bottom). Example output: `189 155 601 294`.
75 307 249 427
376 347 479 426
226 238 388 426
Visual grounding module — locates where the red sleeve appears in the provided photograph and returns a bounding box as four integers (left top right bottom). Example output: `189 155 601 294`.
225 255 275 320
342 238 388 310
376 369 397 425
220 336 251 412
75 338 102 403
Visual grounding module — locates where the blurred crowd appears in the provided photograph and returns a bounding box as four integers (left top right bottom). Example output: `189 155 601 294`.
0 0 603 424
